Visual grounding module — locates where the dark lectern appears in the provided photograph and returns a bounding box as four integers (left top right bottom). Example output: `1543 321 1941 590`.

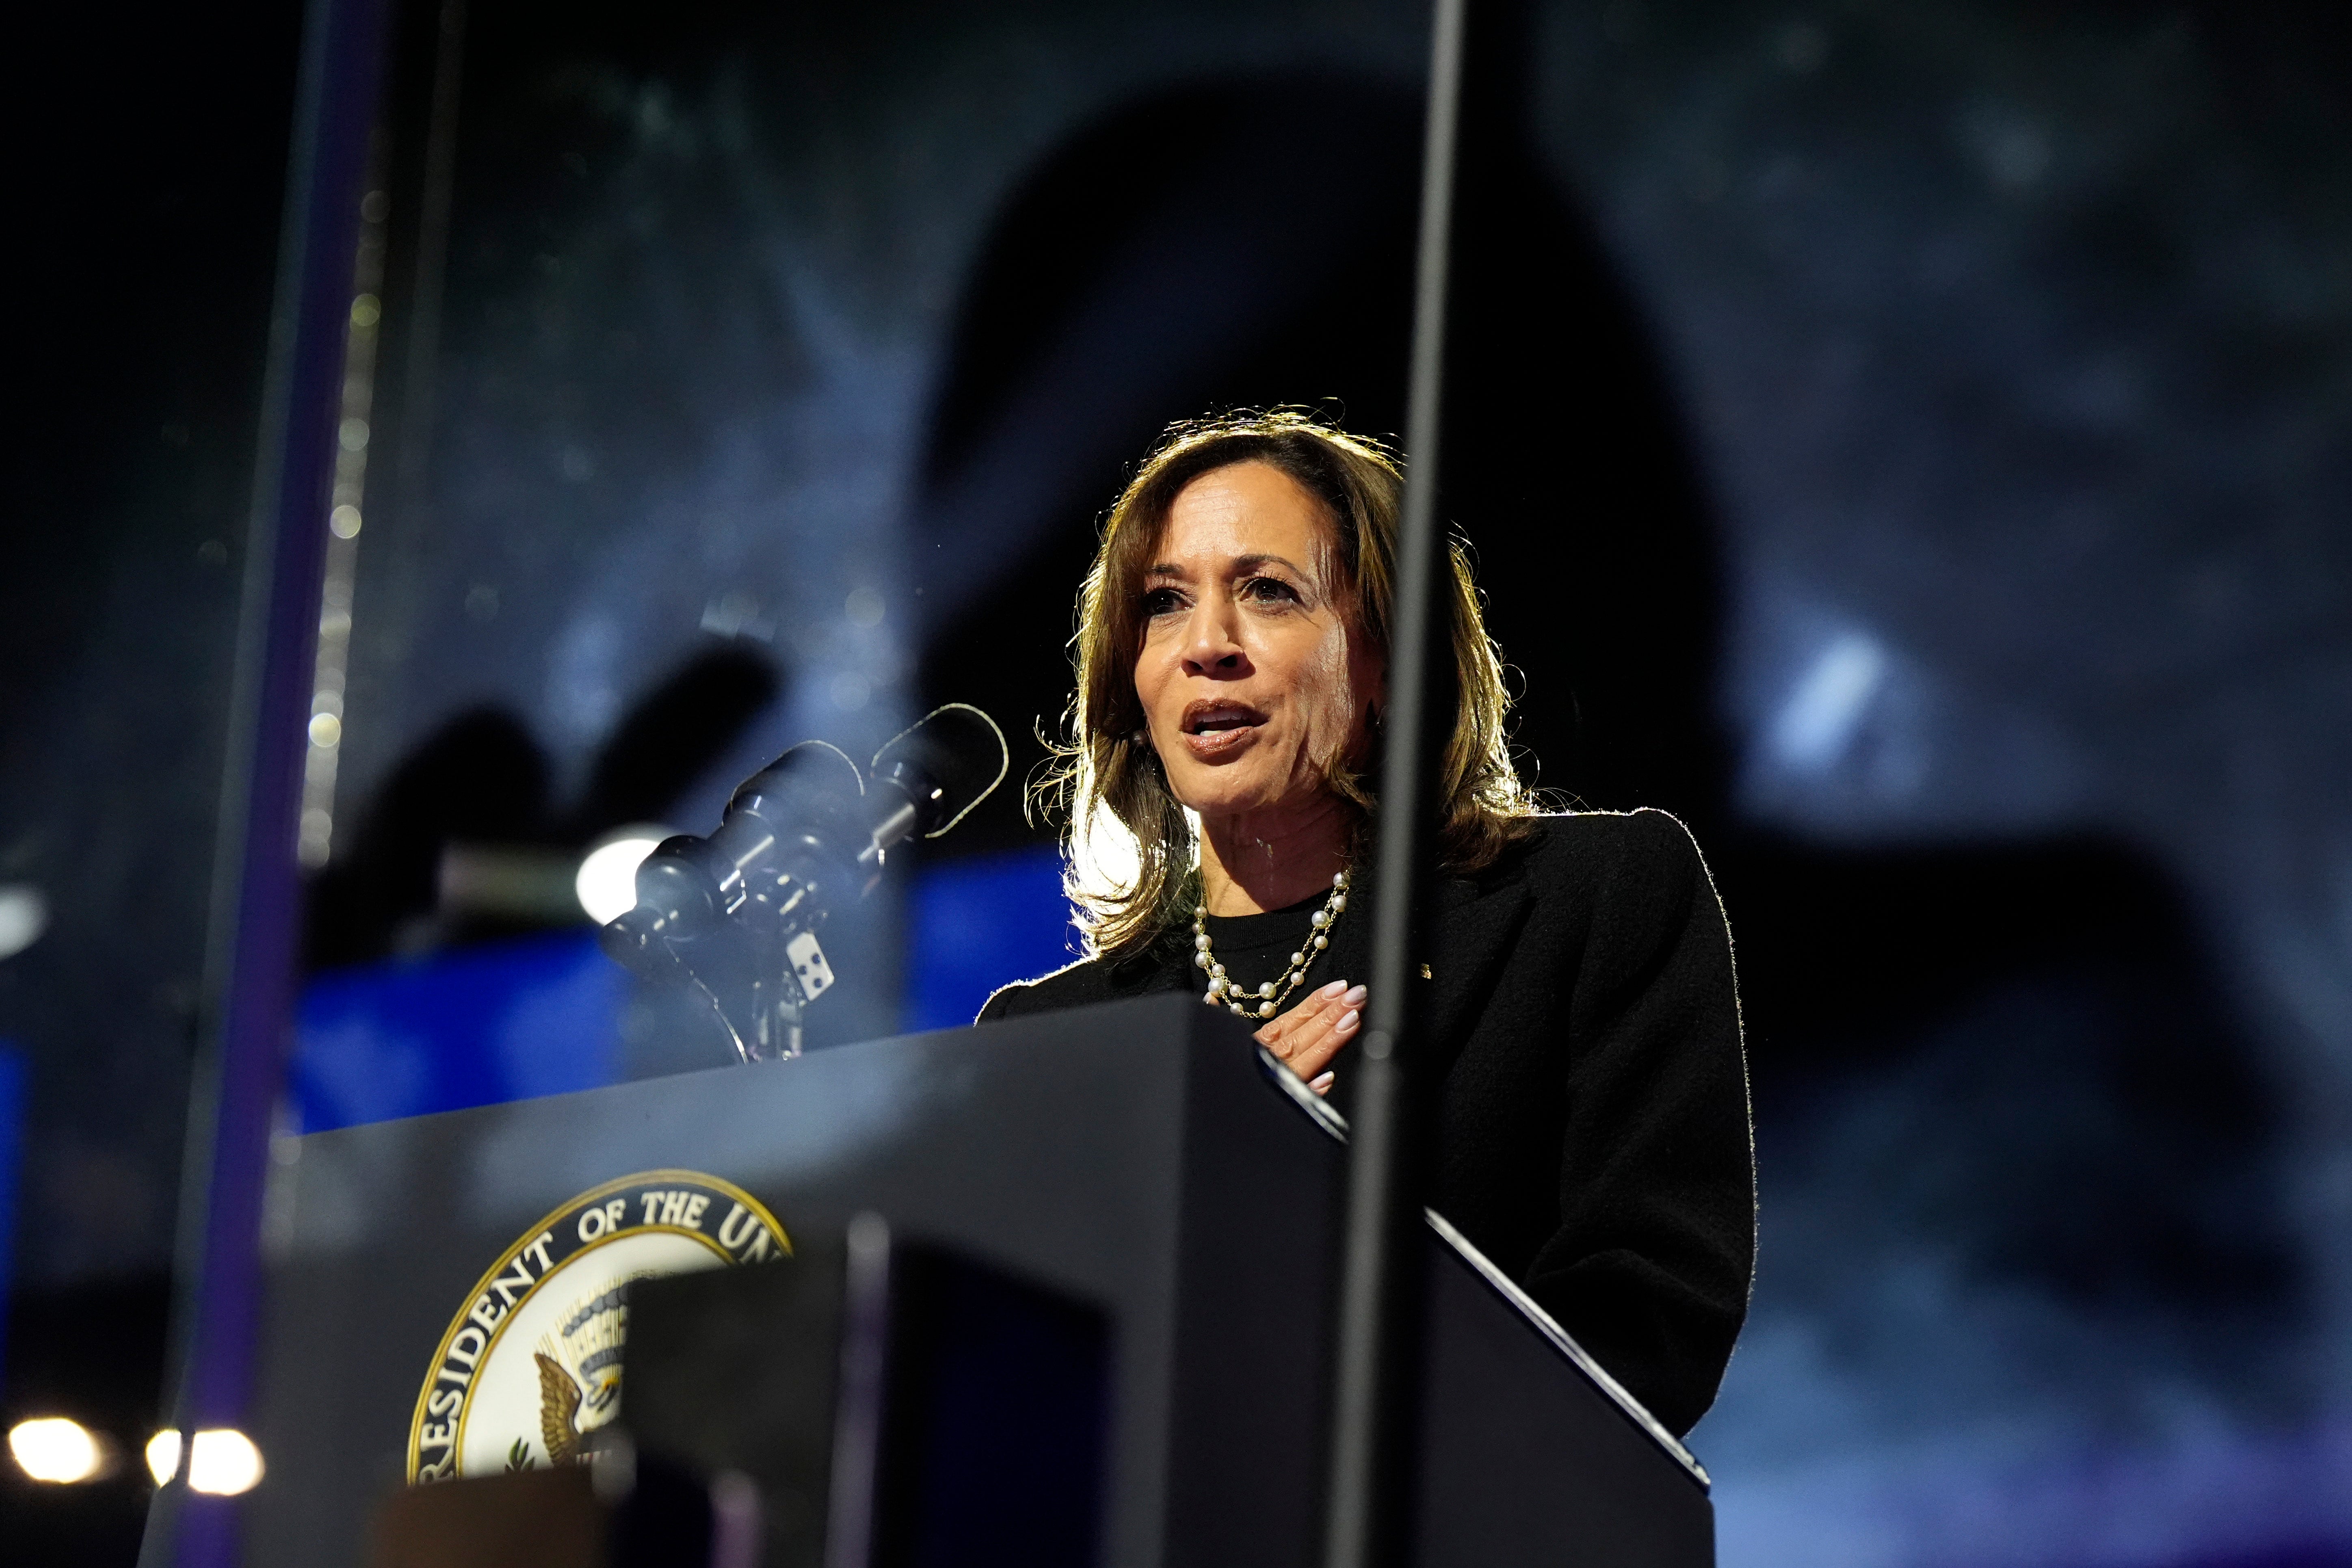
245 994 1710 1566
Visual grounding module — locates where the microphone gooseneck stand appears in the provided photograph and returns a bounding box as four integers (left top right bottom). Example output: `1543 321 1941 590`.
1323 0 1475 1564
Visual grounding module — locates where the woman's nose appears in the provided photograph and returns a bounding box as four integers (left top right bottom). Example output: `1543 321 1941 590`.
1180 603 1244 675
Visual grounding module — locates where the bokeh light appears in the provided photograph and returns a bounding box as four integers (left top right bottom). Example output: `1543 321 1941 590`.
186 1428 263 1495
575 828 668 926
9 1417 105 1484
0 882 49 960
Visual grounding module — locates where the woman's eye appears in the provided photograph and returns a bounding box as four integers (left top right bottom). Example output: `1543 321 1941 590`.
1141 587 1184 616
1242 576 1300 606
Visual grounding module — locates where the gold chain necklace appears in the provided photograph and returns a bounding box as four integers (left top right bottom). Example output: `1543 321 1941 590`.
1193 868 1351 1019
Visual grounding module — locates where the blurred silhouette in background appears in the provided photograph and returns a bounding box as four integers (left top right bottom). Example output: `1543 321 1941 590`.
5 2 2341 1563
911 51 2303 1485
305 644 779 966
916 65 1722 841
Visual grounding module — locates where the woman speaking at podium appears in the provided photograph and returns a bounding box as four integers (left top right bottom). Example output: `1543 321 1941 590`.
979 411 1753 1438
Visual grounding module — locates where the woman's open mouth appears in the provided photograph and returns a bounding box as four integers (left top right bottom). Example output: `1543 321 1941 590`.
1179 699 1267 759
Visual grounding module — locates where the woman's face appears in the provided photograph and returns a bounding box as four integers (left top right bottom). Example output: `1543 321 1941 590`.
1132 461 1384 823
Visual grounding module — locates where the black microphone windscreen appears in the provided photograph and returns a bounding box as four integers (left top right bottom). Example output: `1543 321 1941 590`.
871 703 1008 838
728 739 864 818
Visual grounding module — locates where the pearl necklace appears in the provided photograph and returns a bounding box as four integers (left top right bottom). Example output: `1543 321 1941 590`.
1193 869 1352 1019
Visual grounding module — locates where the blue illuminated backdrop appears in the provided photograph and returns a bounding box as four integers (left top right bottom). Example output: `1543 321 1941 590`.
291 846 1075 1133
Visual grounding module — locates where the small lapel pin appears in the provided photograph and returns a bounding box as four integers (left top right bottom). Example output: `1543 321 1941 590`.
1419 962 1433 980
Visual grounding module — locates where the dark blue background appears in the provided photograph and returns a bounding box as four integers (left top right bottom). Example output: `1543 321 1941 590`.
5 2 2352 1564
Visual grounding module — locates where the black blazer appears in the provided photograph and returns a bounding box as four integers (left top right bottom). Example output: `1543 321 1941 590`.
980 808 1755 1437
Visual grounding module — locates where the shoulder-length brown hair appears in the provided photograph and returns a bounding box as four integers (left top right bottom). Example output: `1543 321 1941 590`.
1039 410 1541 958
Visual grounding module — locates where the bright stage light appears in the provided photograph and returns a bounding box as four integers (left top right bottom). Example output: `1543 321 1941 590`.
146 1428 182 1485
9 1417 104 1483
0 883 49 960
576 827 668 925
186 1428 264 1495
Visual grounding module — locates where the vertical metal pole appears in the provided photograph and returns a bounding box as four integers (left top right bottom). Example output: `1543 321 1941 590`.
139 0 389 1558
1321 0 1469 1564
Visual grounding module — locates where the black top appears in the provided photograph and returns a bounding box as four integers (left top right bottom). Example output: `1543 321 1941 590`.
979 809 1754 1437
1195 889 1355 1016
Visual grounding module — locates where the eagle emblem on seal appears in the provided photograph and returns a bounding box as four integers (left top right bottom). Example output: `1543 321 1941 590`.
532 1278 638 1464
409 1171 788 1483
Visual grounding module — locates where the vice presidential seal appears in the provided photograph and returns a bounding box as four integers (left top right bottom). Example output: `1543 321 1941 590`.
407 1170 788 1482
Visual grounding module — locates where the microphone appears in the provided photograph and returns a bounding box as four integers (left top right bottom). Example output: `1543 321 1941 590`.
600 705 1008 1060
597 740 857 960
866 702 1009 847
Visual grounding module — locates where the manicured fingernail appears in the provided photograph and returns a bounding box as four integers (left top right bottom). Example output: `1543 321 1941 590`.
1310 1071 1335 1094
1319 980 1347 1000
1342 985 1367 1006
1335 1009 1359 1032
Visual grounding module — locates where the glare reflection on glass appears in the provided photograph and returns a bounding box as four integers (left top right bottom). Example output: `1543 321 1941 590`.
830 670 872 711
1770 629 1886 772
300 188 388 869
